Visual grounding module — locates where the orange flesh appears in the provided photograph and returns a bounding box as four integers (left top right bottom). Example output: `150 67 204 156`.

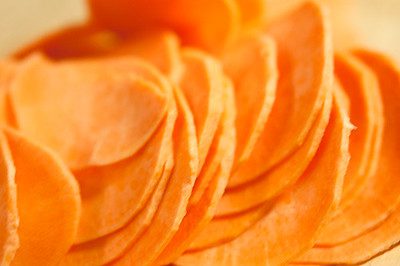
176 95 350 266
296 50 400 264
111 87 199 266
229 1 332 188
155 83 236 265
6 129 81 266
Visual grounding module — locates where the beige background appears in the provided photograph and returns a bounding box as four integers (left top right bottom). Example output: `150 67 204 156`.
0 0 399 265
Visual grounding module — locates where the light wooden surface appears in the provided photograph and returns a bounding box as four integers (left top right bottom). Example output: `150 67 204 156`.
0 1 399 265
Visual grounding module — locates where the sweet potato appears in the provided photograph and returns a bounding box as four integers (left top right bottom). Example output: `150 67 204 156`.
88 0 240 53
111 86 198 266
155 81 236 265
228 1 332 188
176 93 350 266
62 154 174 266
5 129 81 266
216 88 332 216
9 54 168 169
177 49 224 171
188 203 272 251
74 84 176 243
222 32 277 163
0 132 18 265
296 50 400 264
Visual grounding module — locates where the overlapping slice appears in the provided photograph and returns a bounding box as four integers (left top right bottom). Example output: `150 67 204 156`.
74 72 175 243
88 0 240 53
155 79 236 265
331 52 383 210
222 32 277 163
177 92 351 266
177 48 224 171
111 87 198 266
9 54 168 169
228 0 333 188
215 87 332 216
0 132 18 265
296 50 400 264
0 61 16 126
4 129 81 265
312 53 392 247
62 153 174 266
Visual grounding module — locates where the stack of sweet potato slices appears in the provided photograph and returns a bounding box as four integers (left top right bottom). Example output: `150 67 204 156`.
1 0 400 265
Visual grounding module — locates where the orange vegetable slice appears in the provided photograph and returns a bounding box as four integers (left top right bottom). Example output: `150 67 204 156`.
0 132 18 265
228 1 333 188
332 52 383 210
216 88 332 216
112 86 198 266
9 55 168 169
177 93 350 266
313 53 394 247
62 154 174 266
188 203 272 251
222 32 277 163
88 0 240 53
296 49 400 264
155 79 236 265
5 128 80 265
177 48 224 174
74 82 176 243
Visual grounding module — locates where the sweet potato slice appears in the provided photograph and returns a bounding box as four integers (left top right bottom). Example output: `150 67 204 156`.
178 49 224 171
88 0 240 53
228 0 333 188
0 132 18 265
9 54 168 169
296 50 400 263
235 0 267 27
332 52 383 210
216 88 332 216
222 32 277 163
188 203 272 251
155 80 236 265
295 206 400 265
313 53 396 247
176 93 350 266
74 84 176 243
112 87 198 266
5 129 81 266
62 154 174 266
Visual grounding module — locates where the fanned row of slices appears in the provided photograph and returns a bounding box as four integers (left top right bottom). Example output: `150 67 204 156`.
1 0 400 265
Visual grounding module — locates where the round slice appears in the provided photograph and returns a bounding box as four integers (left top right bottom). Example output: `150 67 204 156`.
111 86 199 266
222 32 277 163
176 93 350 266
10 54 169 169
216 89 332 216
62 153 174 266
0 132 18 265
154 79 236 265
74 84 176 243
228 1 333 188
5 128 81 266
